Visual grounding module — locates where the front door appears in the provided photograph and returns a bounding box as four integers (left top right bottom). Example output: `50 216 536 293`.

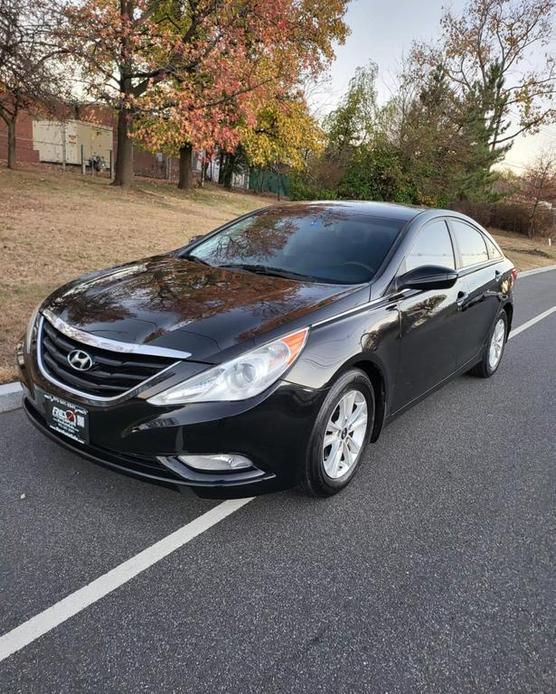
391 219 462 412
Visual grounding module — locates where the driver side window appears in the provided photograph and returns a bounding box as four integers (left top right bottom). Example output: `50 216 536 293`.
400 219 455 274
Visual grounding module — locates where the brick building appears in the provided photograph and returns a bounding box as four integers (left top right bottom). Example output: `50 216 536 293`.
0 101 181 180
0 108 40 164
0 100 255 189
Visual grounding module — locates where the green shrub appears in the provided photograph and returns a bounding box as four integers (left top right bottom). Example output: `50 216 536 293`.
337 143 417 203
288 173 337 201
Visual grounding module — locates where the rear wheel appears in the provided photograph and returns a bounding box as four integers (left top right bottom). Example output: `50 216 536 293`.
302 369 374 497
469 311 508 378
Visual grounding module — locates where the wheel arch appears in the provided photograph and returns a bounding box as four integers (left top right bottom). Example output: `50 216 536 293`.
334 356 388 443
502 301 513 335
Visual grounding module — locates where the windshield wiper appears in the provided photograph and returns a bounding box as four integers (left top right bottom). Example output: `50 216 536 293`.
219 263 313 281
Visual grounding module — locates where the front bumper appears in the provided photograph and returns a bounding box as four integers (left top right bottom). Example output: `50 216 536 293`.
19 352 326 498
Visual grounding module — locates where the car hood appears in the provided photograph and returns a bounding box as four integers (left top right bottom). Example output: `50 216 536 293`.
42 255 367 363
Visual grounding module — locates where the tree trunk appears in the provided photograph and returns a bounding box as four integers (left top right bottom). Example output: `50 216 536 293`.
112 107 134 187
218 151 225 184
222 153 236 189
178 143 193 190
7 117 16 170
528 200 539 238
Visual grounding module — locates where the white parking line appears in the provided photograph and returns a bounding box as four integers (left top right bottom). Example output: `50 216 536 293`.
1 304 555 664
0 497 254 662
509 306 556 340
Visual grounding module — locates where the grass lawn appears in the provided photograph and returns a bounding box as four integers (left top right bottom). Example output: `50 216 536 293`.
0 164 265 383
1 164 554 384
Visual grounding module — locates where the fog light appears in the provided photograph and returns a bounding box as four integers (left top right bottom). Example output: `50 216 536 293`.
177 453 253 471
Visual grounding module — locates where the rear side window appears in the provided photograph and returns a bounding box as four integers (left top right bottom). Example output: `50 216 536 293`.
451 220 489 267
401 219 455 273
485 236 502 259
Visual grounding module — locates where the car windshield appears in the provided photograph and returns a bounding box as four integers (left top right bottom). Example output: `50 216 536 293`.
185 206 406 284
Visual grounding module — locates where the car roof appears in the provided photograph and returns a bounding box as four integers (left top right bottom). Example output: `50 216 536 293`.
262 200 427 223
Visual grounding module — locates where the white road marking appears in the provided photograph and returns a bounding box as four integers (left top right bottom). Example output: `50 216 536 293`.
509 306 556 340
0 497 254 663
1 306 555 664
518 264 556 278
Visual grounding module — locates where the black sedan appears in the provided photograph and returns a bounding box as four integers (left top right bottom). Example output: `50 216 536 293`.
17 202 515 498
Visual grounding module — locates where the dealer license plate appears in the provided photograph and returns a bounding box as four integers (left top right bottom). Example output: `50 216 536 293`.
40 391 90 445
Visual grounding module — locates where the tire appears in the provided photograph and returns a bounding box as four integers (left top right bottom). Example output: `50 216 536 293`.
301 369 375 497
469 310 508 378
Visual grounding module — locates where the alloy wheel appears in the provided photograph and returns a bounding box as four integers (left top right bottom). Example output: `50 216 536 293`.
322 389 368 479
488 317 506 371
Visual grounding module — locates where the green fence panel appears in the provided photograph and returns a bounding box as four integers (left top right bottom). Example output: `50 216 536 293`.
249 168 290 197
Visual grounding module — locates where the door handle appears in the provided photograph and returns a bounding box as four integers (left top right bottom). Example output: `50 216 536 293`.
495 269 502 278
456 290 468 309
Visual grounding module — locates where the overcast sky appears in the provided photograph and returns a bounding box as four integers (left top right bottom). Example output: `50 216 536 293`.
313 0 556 171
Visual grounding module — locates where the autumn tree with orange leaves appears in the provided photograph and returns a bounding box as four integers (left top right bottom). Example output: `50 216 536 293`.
65 0 349 188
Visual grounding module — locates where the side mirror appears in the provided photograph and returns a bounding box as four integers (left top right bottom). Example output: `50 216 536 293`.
397 265 458 291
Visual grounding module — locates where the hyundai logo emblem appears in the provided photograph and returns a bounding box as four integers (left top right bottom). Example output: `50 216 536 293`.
67 349 94 371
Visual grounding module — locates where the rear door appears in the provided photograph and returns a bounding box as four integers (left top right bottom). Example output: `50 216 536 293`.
391 218 461 412
448 219 503 369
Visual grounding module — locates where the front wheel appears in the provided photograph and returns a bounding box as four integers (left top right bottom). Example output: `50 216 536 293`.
469 311 508 378
301 369 374 497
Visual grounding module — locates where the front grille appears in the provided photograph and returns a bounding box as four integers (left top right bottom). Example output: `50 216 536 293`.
39 317 175 398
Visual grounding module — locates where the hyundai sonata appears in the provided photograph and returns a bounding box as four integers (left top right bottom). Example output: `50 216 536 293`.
17 202 515 497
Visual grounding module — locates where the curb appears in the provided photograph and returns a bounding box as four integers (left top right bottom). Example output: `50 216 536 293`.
519 264 556 277
0 381 22 414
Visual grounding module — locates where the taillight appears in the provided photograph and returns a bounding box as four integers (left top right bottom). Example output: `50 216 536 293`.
511 267 518 283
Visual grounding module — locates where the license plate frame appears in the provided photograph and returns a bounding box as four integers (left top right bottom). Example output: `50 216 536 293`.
39 390 90 445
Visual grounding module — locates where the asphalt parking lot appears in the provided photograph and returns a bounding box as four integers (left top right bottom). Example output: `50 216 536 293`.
1 270 555 693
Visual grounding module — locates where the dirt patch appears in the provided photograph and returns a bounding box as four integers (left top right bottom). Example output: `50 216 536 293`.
505 246 552 259
488 228 556 272
0 164 265 383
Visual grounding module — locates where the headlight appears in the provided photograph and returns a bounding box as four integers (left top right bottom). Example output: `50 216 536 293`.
25 304 42 352
148 327 309 405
